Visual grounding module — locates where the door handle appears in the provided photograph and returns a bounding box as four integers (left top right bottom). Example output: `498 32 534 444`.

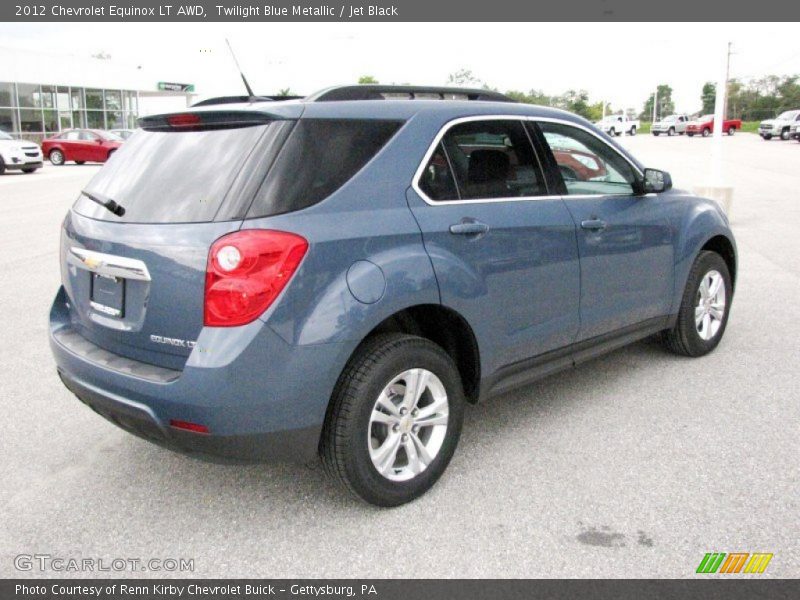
581 218 607 231
449 220 489 236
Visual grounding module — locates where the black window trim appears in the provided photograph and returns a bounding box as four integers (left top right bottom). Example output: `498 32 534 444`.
411 115 647 205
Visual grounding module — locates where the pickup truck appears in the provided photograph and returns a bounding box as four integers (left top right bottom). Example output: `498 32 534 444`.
595 115 639 136
758 109 800 140
685 115 742 137
651 114 690 136
791 122 800 141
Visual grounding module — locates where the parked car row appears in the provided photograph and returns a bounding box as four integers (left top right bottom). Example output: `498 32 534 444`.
0 128 136 174
595 114 640 136
652 114 741 137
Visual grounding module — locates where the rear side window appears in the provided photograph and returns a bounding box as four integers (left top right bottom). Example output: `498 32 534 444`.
75 122 285 223
247 119 402 218
418 119 547 201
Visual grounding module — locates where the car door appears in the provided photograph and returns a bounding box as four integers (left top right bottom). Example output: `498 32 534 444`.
534 119 675 341
80 131 104 162
60 130 82 161
407 118 581 376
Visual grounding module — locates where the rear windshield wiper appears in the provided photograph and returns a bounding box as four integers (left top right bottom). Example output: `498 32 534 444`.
80 190 125 217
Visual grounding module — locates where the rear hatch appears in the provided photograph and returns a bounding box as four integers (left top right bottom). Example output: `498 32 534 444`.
60 109 298 370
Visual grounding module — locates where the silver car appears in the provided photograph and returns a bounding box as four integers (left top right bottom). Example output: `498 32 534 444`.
652 115 689 136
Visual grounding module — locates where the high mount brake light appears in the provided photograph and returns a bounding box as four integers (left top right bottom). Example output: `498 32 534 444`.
204 230 308 327
166 113 202 128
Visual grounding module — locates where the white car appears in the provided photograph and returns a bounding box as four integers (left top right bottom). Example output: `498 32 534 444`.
0 130 42 175
596 115 639 136
792 122 800 142
758 109 800 140
651 114 690 136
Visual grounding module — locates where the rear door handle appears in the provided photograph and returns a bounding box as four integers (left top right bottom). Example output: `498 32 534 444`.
581 219 607 231
449 220 489 235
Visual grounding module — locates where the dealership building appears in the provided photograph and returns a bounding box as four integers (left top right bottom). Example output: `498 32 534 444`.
0 46 196 143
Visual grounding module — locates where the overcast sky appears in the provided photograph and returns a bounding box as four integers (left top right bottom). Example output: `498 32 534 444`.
1 22 798 113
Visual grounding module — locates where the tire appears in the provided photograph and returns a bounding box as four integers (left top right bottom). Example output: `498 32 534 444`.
668 127 675 137
49 149 65 165
762 134 772 140
653 132 660 136
320 333 465 507
727 127 735 136
662 251 732 357
0 157 5 175
702 128 711 138
608 128 616 137
75 161 86 165
687 132 695 137
780 128 790 141
629 126 637 136
21 167 38 174
107 149 117 160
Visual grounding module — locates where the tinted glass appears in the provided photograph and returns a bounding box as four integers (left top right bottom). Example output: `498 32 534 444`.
248 119 402 218
75 122 283 223
441 120 545 200
540 121 637 195
419 142 458 201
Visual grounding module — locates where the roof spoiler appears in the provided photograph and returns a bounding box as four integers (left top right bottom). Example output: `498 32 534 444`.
306 85 515 103
191 95 304 107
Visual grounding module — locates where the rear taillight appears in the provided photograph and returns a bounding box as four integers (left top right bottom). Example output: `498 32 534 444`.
204 230 308 327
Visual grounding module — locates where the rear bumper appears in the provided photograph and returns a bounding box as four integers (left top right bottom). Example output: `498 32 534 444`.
49 286 355 464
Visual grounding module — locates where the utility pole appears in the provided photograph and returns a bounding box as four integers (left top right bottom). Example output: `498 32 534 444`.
652 87 658 123
723 42 733 118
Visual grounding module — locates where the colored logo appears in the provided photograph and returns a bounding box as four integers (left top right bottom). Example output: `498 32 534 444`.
696 552 773 574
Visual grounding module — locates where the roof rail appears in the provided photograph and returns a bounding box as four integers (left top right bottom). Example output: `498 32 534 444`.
306 85 514 103
191 95 303 107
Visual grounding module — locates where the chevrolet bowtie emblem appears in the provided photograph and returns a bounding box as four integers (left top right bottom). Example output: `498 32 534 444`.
83 256 103 270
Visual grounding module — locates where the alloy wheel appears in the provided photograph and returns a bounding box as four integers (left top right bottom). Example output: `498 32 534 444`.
695 269 726 341
368 368 449 482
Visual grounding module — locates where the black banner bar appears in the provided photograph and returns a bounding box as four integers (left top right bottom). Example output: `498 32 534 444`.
4 0 800 22
2 579 800 600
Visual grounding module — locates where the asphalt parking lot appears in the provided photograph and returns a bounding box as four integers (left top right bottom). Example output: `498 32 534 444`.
1 133 798 579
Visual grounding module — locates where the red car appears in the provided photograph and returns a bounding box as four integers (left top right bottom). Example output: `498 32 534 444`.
41 129 123 166
685 115 742 137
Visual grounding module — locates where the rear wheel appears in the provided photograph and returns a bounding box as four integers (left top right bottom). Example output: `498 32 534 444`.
49 149 65 165
320 334 465 507
0 157 5 175
687 132 695 137
75 160 86 165
727 126 735 136
662 251 732 357
107 149 117 160
702 128 711 138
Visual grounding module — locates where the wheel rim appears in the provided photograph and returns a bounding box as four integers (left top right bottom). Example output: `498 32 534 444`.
51 151 62 164
368 368 449 482
695 269 726 341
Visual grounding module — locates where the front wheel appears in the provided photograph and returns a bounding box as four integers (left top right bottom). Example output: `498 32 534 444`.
653 132 660 136
629 126 637 136
762 134 772 140
780 129 790 141
668 127 675 136
662 251 732 357
320 334 465 507
21 167 38 173
49 149 65 165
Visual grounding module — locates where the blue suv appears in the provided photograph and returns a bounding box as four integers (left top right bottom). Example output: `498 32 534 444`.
49 85 736 506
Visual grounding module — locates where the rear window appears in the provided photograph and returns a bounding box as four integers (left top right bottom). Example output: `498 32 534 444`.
247 119 402 218
74 122 287 223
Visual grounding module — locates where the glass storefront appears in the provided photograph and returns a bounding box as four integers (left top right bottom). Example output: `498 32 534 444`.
0 82 139 143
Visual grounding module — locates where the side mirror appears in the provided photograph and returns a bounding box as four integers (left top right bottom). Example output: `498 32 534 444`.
642 168 672 194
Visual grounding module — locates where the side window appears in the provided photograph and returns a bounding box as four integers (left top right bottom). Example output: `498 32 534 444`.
539 121 638 196
63 131 80 141
435 120 546 200
418 143 458 201
79 131 97 141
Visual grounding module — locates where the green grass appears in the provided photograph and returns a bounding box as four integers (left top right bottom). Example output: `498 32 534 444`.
740 121 760 133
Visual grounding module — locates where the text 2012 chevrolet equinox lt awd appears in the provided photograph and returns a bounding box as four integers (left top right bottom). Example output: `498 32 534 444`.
49 85 737 506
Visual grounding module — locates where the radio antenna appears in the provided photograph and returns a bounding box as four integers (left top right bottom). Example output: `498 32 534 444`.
225 38 257 102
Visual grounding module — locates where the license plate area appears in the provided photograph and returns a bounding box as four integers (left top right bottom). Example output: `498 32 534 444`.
90 273 125 318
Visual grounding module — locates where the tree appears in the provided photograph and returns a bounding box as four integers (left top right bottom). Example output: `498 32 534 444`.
276 87 294 96
641 84 675 121
447 69 481 86
701 82 716 114
358 76 379 84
